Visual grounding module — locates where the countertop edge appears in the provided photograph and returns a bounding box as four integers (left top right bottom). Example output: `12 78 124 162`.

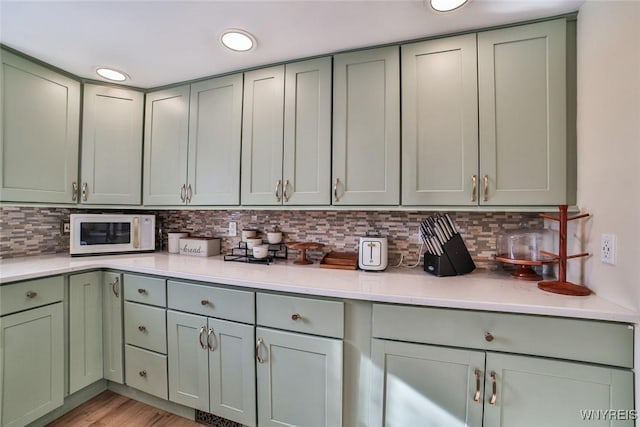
1 254 638 324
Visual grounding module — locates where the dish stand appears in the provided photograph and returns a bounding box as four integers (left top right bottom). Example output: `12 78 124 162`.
223 242 288 265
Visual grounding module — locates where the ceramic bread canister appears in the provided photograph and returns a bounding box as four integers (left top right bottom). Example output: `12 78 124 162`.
178 237 221 257
167 232 189 253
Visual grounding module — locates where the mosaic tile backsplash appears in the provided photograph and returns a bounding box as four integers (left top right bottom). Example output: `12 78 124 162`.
1 206 544 270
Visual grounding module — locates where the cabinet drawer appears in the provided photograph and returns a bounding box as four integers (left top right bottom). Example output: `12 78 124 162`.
257 293 344 339
125 302 167 354
0 276 64 316
167 280 254 324
372 304 634 368
124 274 166 307
125 345 168 400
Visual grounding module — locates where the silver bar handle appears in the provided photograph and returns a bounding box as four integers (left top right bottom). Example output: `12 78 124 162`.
473 369 481 402
198 326 207 350
471 175 477 202
111 277 119 298
283 179 290 203
333 178 340 202
275 180 282 202
180 184 186 202
187 184 192 203
207 328 216 351
483 175 489 202
256 337 267 364
81 182 88 201
72 182 79 201
489 371 497 405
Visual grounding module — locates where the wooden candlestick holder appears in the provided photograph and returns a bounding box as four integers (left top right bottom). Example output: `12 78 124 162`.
538 205 591 296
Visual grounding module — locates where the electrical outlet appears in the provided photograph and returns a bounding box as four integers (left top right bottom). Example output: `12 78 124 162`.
228 221 237 237
601 234 616 265
61 222 70 234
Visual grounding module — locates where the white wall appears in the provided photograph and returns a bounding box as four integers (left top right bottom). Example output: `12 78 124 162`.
576 1 640 420
575 0 640 311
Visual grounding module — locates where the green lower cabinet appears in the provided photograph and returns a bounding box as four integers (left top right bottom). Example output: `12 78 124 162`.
484 353 635 427
102 272 124 384
370 339 484 427
0 303 64 427
371 339 635 427
256 327 343 427
167 310 256 427
68 272 104 394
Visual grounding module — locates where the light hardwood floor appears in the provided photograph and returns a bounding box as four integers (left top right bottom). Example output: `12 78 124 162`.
47 390 204 427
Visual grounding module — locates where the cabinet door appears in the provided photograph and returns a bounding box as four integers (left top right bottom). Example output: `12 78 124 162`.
167 310 209 411
402 35 479 206
69 271 103 393
0 49 80 203
188 74 243 205
484 353 635 427
143 85 190 205
208 318 256 427
333 47 400 205
370 339 484 427
102 271 123 384
241 66 285 205
478 19 567 205
256 327 342 427
283 57 331 205
81 84 143 205
0 303 64 427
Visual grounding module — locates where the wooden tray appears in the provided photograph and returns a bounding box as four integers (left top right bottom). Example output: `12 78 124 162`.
320 252 358 270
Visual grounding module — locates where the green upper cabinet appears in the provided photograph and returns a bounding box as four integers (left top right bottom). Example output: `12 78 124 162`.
401 35 479 206
478 19 568 205
187 74 243 205
143 85 190 205
282 57 332 205
241 58 331 206
332 47 400 205
0 49 80 203
143 75 243 206
241 66 285 205
81 84 143 205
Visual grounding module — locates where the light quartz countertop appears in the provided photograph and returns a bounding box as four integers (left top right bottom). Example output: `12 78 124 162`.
1 252 637 323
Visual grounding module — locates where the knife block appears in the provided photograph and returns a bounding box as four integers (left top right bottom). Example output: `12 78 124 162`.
423 234 475 277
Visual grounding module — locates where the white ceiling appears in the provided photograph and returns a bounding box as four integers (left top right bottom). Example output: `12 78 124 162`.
0 0 584 89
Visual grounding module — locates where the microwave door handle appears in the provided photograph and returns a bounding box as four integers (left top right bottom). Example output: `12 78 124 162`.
133 217 140 248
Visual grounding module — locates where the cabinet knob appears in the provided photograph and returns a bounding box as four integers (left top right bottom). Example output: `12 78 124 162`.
291 313 301 321
201 299 209 306
484 332 494 342
138 325 147 332
138 288 147 295
139 370 147 377
25 291 38 299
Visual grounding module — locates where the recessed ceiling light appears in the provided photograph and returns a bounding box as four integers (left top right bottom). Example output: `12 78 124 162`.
96 67 128 82
220 29 256 52
429 0 470 12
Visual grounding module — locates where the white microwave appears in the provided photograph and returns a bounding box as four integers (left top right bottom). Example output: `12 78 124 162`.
70 214 156 256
